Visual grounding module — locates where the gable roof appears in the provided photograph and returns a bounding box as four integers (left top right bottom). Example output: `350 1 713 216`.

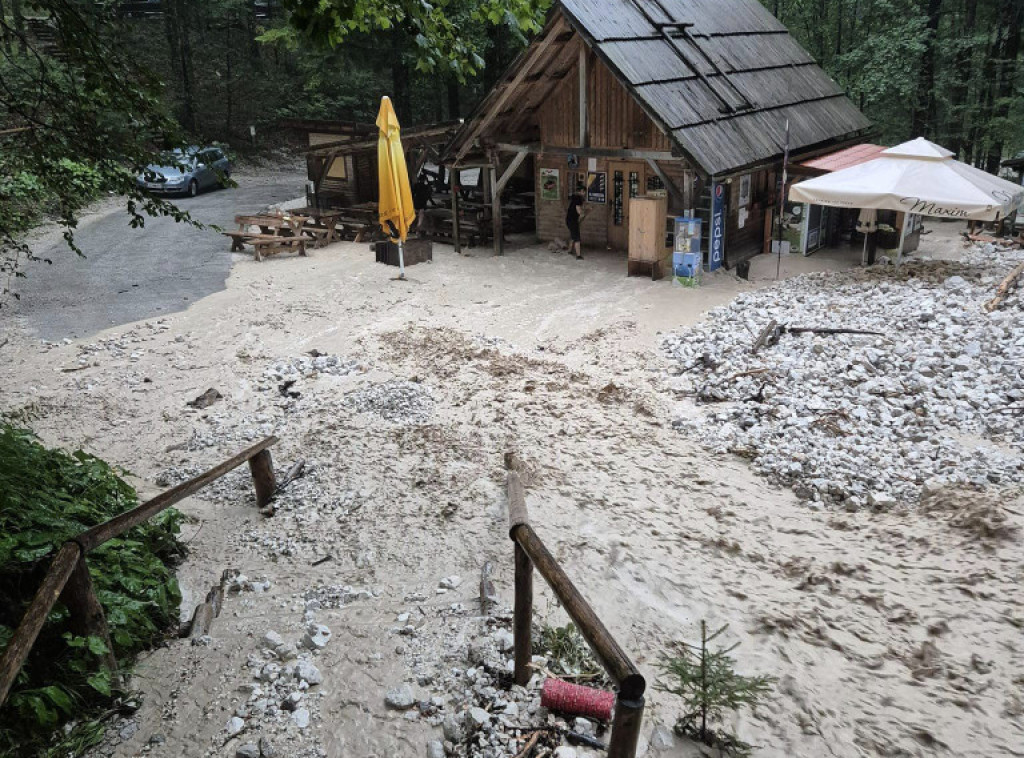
447 0 871 177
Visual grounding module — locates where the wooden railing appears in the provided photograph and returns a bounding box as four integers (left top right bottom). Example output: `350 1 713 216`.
505 455 646 757
0 437 279 707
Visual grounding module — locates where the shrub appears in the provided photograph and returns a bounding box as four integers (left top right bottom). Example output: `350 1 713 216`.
0 424 183 756
658 621 775 757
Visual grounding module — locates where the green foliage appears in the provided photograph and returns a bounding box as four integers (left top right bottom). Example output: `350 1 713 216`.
0 424 183 757
1 2 201 303
532 621 608 684
658 622 775 758
278 0 550 77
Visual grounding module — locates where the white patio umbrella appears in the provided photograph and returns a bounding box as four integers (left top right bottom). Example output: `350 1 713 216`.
789 138 1024 222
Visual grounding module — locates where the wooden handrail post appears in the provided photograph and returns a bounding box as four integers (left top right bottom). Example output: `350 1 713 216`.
0 542 81 706
513 540 533 686
61 556 120 690
608 697 645 758
248 448 276 510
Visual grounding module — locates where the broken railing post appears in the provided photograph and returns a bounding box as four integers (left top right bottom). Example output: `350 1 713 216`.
61 556 120 689
608 697 646 758
505 455 646 757
248 448 276 510
513 541 534 686
508 467 533 685
0 437 281 709
0 542 81 706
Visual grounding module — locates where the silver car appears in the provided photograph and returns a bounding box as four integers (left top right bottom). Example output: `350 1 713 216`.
137 146 231 197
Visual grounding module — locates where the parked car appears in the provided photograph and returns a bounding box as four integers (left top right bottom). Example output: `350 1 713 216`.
136 146 231 197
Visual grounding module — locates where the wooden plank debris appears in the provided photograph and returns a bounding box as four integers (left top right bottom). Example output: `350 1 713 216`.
984 261 1024 312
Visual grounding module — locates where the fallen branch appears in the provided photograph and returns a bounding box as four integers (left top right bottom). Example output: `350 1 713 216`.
479 561 497 614
751 319 778 354
984 261 1024 312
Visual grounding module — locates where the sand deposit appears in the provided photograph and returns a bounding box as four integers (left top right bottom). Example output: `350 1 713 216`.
1 227 1021 758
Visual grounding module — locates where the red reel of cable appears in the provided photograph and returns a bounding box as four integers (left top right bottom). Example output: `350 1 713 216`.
540 678 615 721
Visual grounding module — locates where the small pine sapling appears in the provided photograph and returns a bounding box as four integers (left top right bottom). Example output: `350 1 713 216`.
658 621 775 757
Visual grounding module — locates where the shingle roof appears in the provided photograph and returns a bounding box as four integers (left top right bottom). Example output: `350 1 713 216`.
561 0 871 175
447 0 871 176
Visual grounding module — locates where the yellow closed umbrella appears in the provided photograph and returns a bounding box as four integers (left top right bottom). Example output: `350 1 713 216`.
376 96 415 279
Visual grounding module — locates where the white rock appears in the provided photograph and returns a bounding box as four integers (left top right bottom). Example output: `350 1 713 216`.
235 744 259 758
426 741 445 758
466 707 491 728
291 708 310 728
225 716 245 736
553 748 577 758
295 661 322 686
385 684 416 710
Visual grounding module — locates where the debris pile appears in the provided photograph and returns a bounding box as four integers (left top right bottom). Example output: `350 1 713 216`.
662 246 1024 507
261 355 361 385
344 380 434 423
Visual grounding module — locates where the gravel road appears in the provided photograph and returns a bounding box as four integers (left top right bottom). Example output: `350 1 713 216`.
7 167 306 341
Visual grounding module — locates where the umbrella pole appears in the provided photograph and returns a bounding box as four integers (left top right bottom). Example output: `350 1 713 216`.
895 213 909 267
398 240 406 280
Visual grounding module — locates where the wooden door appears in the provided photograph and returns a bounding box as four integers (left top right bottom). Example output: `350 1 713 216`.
607 161 645 251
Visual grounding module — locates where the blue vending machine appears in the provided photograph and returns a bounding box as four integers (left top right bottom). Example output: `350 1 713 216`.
673 217 702 281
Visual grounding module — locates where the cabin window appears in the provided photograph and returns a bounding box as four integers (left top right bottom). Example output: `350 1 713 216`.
326 157 348 180
628 171 639 198
613 171 624 225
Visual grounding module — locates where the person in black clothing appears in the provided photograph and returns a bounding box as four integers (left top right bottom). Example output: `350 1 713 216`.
565 186 585 260
412 174 433 234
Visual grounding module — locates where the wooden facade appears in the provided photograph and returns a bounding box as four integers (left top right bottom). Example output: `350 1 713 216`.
443 0 871 268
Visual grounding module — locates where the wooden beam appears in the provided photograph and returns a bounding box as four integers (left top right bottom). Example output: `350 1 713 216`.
578 44 588 148
451 177 462 254
76 437 278 552
496 143 677 161
0 542 81 706
61 557 119 687
490 163 504 256
454 20 562 162
645 159 684 206
496 151 528 195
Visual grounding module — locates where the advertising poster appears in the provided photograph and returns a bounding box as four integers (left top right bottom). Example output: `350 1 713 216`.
586 171 607 204
710 181 726 271
540 168 560 201
739 174 751 208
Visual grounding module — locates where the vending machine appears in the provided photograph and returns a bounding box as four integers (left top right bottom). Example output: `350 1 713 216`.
673 216 702 279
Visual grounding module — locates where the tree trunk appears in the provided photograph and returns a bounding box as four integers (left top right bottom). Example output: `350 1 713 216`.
484 20 507 90
390 30 411 123
910 0 942 138
447 79 461 120
178 0 197 134
0 1 10 56
225 46 233 139
985 0 1022 173
949 0 978 159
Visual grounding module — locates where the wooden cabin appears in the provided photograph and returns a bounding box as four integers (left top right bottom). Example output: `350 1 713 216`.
443 0 871 270
300 121 462 211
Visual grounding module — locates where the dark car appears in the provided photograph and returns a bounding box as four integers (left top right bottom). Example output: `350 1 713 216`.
136 146 231 197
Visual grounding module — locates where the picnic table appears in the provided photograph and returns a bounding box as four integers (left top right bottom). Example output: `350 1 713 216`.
288 207 345 246
223 213 309 261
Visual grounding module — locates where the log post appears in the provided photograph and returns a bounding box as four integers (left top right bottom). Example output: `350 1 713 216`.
61 556 120 688
0 542 81 706
248 449 276 511
608 697 645 758
513 540 533 686
491 159 505 256
452 172 462 254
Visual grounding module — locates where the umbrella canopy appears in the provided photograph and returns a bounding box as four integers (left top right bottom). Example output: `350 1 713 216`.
789 138 1024 221
376 96 415 243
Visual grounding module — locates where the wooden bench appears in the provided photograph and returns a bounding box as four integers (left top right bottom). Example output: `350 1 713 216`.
251 235 307 262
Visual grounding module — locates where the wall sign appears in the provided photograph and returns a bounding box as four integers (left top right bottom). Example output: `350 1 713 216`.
540 168 560 201
710 181 726 271
586 171 607 204
738 174 751 208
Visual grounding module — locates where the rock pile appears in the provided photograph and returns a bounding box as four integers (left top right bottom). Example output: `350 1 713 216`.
661 245 1024 507
258 355 361 392
344 380 434 423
